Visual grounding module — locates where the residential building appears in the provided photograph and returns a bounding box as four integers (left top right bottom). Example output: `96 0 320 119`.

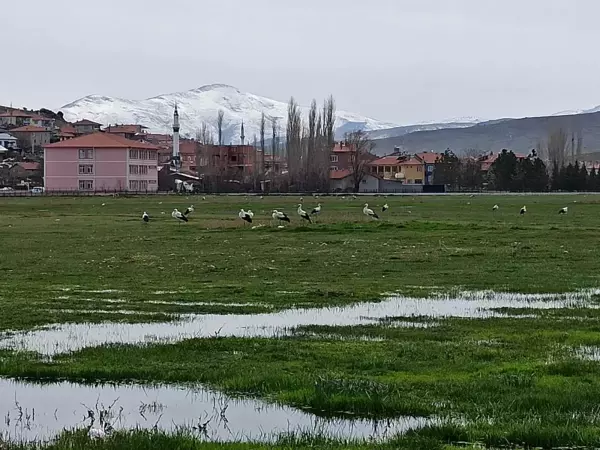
27 114 55 129
196 144 257 178
105 124 148 140
0 111 54 129
415 152 440 185
329 141 354 171
10 126 52 149
479 151 527 172
44 132 159 192
0 110 32 128
73 119 102 135
368 153 436 184
0 132 18 149
329 169 422 193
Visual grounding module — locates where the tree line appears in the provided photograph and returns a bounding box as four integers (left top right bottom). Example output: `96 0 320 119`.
434 148 600 192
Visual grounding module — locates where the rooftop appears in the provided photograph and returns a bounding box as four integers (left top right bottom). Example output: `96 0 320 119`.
415 152 440 164
0 111 32 118
44 132 159 150
73 119 102 126
11 125 49 133
330 169 351 180
18 162 41 171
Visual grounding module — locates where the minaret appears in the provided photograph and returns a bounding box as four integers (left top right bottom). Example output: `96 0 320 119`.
172 104 180 171
240 120 245 145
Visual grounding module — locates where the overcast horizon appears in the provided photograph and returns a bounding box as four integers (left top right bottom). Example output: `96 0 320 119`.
3 0 600 125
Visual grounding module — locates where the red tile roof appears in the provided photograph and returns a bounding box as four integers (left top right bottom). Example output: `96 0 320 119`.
330 169 351 179
0 111 32 118
17 162 41 171
369 156 402 166
415 152 440 164
11 125 49 132
105 125 147 134
73 119 102 126
398 157 423 166
44 132 159 150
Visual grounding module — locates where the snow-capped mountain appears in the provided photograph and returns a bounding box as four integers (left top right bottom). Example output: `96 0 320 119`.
60 84 398 142
552 105 600 117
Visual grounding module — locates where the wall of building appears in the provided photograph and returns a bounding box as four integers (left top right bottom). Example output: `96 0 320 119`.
45 146 158 192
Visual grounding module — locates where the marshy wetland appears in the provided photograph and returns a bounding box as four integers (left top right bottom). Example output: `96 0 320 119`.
2 194 600 449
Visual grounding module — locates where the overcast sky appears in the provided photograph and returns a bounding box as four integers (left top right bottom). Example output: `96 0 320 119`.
3 0 600 125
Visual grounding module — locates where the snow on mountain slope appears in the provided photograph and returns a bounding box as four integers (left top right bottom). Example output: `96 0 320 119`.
60 84 398 143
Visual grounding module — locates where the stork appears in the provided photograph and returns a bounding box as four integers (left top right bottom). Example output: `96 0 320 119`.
559 206 568 214
239 209 253 225
172 209 188 224
520 206 527 215
298 204 312 224
142 212 149 223
272 209 290 225
363 203 379 220
382 204 389 212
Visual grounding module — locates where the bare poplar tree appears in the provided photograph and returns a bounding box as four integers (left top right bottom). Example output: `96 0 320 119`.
346 130 375 193
260 112 266 180
547 128 568 167
271 117 278 175
217 110 225 146
286 97 302 186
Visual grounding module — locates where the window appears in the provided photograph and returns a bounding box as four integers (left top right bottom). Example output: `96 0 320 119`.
139 165 148 175
129 165 139 175
138 150 148 160
79 180 93 190
330 166 339 171
148 152 157 160
78 164 93 174
78 148 93 159
139 180 148 190
330 154 339 163
129 149 138 159
417 166 423 172
415 179 423 184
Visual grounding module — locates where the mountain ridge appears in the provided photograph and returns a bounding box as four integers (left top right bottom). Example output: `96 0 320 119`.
60 84 400 143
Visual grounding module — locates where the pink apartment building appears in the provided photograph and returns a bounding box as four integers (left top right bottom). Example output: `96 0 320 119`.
44 133 160 192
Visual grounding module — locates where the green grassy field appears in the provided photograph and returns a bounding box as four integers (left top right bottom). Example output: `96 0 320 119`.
3 194 600 449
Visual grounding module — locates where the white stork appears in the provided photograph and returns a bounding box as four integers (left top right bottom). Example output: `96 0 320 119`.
493 204 499 211
172 209 188 223
520 206 527 215
298 204 312 224
272 209 290 225
382 203 389 212
183 205 194 216
311 203 322 216
363 203 379 220
239 209 253 225
559 206 568 214
142 212 149 223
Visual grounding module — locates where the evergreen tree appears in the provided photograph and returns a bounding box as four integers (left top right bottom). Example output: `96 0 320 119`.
434 149 462 188
528 158 549 192
490 149 518 191
578 162 588 191
551 161 561 191
588 167 598 191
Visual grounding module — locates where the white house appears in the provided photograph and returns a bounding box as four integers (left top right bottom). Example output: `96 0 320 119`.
0 133 17 150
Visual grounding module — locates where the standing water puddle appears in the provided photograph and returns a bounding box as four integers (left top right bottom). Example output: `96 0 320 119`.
0 379 427 443
1 289 599 356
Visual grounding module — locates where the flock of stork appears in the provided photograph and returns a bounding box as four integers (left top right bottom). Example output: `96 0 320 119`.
139 199 570 227
141 201 391 226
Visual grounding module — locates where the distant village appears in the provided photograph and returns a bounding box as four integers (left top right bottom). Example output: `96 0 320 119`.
0 104 597 194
